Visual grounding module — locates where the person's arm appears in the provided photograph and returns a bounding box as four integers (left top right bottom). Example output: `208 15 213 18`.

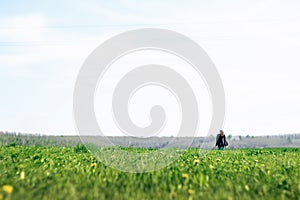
216 134 220 146
224 135 228 146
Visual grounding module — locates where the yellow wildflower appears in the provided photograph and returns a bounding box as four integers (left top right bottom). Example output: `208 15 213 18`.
194 159 200 164
245 185 250 191
2 185 13 194
91 163 97 167
182 173 189 179
20 171 25 180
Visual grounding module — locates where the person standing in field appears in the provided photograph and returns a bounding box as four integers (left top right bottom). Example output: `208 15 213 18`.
216 130 228 150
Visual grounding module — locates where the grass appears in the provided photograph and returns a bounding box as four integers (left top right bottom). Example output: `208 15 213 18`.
0 147 299 200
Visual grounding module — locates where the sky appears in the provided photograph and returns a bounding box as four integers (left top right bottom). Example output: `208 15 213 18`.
0 0 300 136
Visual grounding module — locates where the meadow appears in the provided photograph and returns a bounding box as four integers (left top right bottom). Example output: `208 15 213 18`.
0 146 299 200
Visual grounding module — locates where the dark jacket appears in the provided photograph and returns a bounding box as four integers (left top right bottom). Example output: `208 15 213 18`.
216 134 228 147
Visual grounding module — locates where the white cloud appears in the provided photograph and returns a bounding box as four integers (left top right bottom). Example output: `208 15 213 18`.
0 13 46 42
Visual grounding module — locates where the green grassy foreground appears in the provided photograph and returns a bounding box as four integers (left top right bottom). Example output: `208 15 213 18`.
0 147 299 200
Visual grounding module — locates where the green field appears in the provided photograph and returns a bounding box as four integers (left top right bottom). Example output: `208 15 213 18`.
0 147 299 200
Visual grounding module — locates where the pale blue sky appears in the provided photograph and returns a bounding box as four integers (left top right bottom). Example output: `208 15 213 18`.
1 0 300 135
